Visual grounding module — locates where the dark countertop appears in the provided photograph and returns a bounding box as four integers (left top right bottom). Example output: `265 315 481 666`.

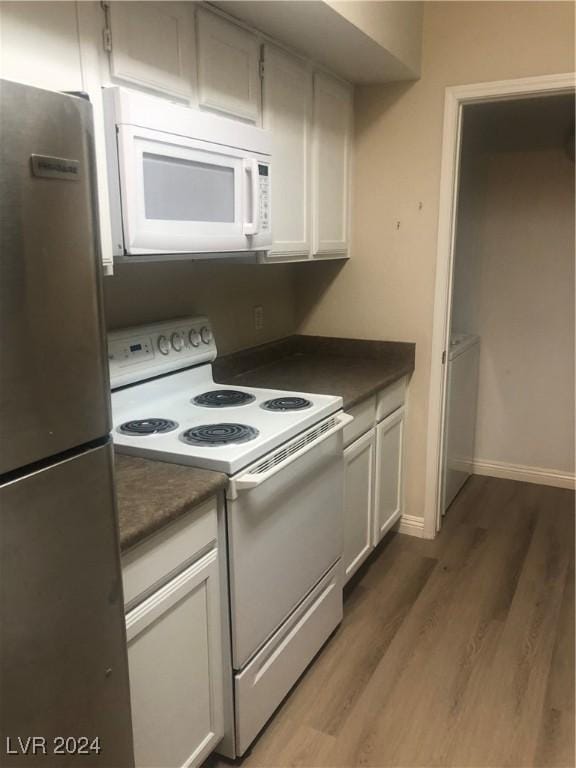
213 335 415 410
114 454 227 552
115 334 415 551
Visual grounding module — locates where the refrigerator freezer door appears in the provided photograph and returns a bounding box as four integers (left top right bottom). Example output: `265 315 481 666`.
0 80 111 475
0 442 134 767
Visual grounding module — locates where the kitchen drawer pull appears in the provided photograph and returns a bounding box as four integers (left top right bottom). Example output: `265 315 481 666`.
227 412 353 498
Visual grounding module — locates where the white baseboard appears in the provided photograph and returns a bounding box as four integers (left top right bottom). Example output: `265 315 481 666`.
472 459 575 490
397 514 425 538
449 457 474 474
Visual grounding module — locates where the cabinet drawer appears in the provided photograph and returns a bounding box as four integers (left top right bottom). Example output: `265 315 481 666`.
376 376 407 422
234 562 342 756
122 497 218 608
344 395 376 447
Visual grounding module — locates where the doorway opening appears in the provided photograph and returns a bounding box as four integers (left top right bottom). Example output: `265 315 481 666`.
424 74 575 537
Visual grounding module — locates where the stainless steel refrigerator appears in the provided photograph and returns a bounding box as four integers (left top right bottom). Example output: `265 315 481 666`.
0 80 134 766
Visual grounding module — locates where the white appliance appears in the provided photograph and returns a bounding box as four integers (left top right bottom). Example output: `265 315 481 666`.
442 333 480 513
109 318 350 757
103 87 272 260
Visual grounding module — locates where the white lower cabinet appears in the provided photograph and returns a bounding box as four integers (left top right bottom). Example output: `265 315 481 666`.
342 381 407 585
123 500 224 768
374 407 405 544
343 429 375 582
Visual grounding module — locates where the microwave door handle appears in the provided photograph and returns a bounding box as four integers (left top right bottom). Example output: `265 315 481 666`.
242 159 260 236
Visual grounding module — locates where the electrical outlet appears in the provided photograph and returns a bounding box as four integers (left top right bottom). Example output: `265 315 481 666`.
253 305 264 331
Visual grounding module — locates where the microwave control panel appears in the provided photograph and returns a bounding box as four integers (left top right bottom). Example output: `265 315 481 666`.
258 164 270 231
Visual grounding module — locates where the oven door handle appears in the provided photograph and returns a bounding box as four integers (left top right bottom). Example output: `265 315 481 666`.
227 411 353 498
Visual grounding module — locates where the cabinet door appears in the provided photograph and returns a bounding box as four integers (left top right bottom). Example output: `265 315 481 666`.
343 429 375 584
263 45 312 258
126 549 224 768
108 2 195 99
312 71 352 257
0 2 83 93
196 9 260 123
374 407 405 544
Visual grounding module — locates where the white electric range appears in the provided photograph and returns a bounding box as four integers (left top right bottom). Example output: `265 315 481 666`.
108 317 350 758
110 324 343 475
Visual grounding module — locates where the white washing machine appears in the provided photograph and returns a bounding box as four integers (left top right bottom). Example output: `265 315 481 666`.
442 333 480 514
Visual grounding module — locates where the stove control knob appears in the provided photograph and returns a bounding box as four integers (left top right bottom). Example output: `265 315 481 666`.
188 329 200 348
200 326 212 345
157 335 170 356
171 332 184 352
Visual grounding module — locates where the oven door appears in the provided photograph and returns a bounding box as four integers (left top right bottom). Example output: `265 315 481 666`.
226 412 351 670
116 125 266 254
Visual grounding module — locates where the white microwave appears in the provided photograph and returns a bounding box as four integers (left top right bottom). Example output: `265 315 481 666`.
103 87 272 259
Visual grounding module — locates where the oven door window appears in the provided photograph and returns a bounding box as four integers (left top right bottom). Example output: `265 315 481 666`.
117 125 248 255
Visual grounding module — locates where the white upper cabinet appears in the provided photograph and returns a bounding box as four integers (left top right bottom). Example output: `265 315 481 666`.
1 1 355 269
312 71 353 257
108 2 196 99
262 45 312 259
196 9 260 123
0 1 83 92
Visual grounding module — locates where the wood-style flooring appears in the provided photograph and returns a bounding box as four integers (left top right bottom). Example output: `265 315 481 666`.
216 476 575 768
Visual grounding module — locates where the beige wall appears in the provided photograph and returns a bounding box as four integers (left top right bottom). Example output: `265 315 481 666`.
295 1 575 520
104 262 297 355
458 148 574 473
